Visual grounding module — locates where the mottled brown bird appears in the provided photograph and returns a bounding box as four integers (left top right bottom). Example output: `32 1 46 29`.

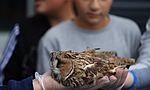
50 48 135 88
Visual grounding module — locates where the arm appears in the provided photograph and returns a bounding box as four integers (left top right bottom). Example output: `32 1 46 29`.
3 31 24 84
107 20 150 89
0 76 61 90
32 79 42 90
124 68 150 90
0 77 34 90
129 30 150 89
129 22 150 88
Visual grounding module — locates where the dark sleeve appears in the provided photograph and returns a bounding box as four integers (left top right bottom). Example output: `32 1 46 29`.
4 15 50 84
3 28 25 84
0 86 8 90
0 77 34 90
4 18 31 84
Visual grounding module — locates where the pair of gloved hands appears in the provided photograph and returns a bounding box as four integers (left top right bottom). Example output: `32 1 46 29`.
34 68 128 90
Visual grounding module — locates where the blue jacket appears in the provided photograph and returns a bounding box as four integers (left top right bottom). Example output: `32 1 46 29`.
0 77 33 90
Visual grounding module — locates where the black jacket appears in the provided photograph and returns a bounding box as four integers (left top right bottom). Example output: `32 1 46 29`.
3 15 50 84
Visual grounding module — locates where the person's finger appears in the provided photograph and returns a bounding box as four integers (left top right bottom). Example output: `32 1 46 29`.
114 68 128 88
109 75 117 86
118 69 128 86
110 75 117 82
97 76 111 89
113 68 124 88
98 76 110 84
102 75 117 90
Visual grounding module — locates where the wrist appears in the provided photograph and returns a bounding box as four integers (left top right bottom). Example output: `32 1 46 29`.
124 70 136 89
35 72 46 90
33 79 43 90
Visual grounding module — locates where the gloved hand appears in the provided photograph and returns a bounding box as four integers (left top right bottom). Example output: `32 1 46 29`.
112 68 128 89
34 68 128 90
34 71 65 90
98 68 128 90
34 71 112 90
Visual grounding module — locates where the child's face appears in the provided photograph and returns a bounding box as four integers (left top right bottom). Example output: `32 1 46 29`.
35 0 66 15
75 0 112 25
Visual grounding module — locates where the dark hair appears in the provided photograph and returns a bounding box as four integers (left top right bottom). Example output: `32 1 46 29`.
72 0 78 15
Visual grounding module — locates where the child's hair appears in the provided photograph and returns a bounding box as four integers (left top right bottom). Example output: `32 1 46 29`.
72 0 78 16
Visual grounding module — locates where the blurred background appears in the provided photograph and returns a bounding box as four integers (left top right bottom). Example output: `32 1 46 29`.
0 0 150 60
